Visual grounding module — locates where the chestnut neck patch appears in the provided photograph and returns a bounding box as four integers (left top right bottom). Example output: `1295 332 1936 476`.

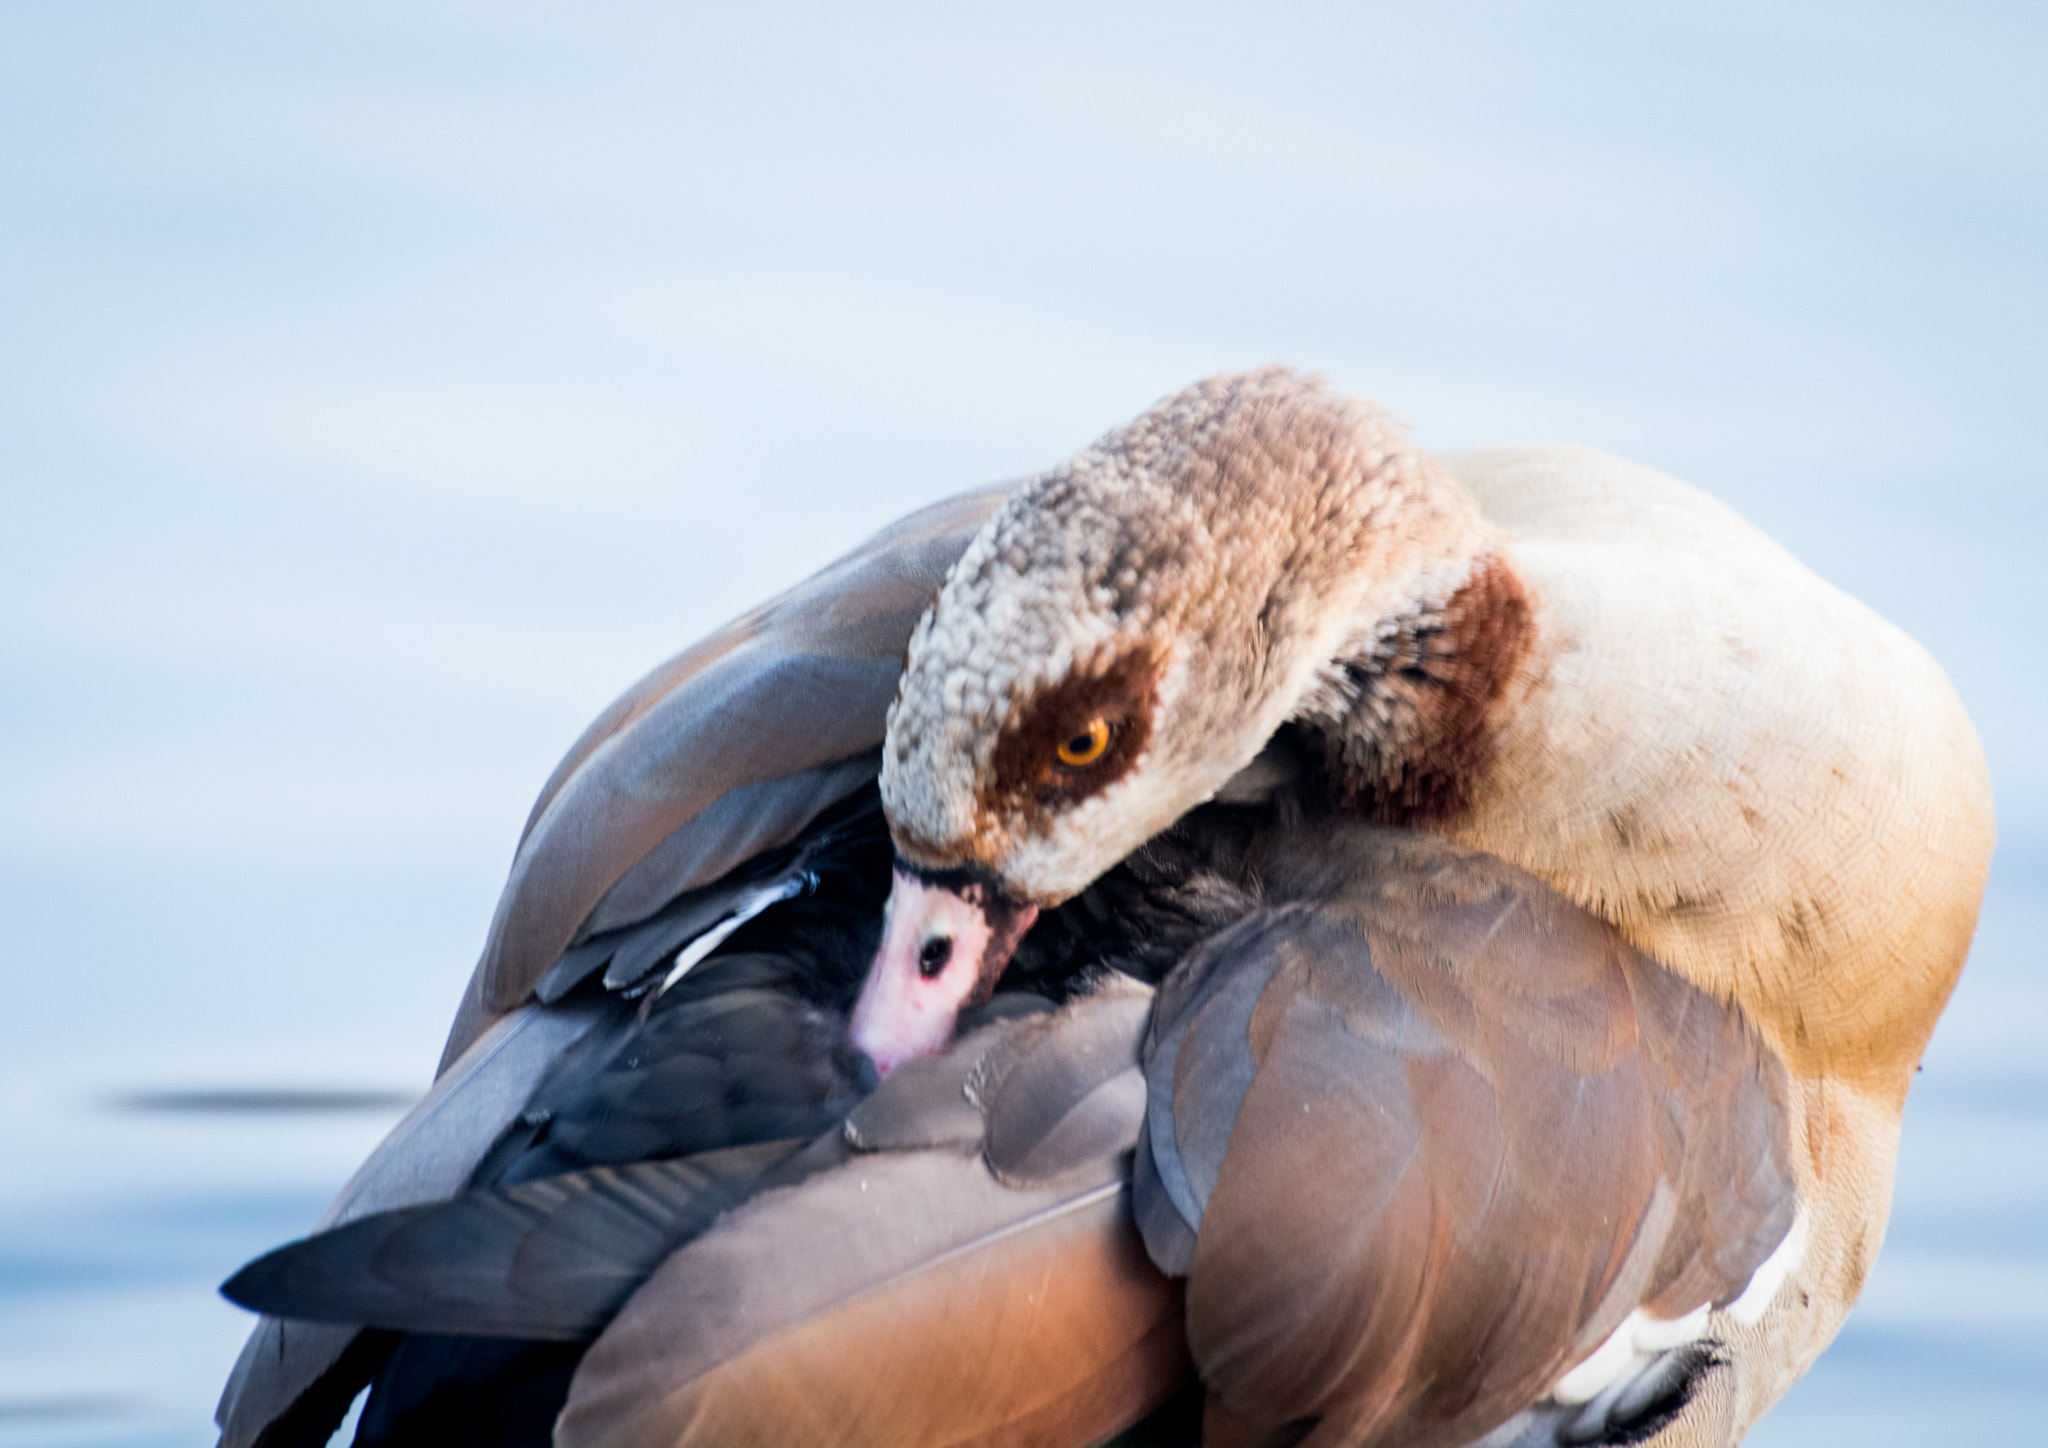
1308 552 1535 826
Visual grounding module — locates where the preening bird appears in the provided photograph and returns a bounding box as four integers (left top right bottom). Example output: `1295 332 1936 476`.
218 369 1992 1448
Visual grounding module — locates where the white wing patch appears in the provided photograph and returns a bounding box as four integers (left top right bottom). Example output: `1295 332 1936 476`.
654 874 810 996
1549 1210 1807 1409
1725 1211 1808 1327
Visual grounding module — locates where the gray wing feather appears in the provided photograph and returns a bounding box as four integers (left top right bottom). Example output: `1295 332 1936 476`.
216 998 608 1445
980 978 1154 1185
582 752 879 942
1134 828 1796 1448
445 484 1008 1066
221 1142 802 1340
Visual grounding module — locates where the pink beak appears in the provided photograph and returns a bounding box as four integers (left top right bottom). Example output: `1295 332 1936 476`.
849 868 1039 1076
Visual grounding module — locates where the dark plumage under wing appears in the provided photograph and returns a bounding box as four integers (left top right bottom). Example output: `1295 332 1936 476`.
1137 828 1796 1448
221 1144 807 1340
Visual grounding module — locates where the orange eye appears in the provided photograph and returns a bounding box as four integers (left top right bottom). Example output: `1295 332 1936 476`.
1055 718 1113 767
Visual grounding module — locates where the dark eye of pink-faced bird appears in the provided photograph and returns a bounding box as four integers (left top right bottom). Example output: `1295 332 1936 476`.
215 369 1991 1448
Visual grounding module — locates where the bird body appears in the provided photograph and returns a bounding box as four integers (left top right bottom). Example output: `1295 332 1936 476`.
218 371 1991 1448
1438 441 1992 1441
1445 441 1988 1094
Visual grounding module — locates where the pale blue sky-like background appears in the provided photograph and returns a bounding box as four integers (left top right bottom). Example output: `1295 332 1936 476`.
1 3 2042 1445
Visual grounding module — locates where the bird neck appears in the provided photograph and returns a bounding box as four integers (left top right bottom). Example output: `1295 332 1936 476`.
1286 549 1538 827
1421 452 1995 1103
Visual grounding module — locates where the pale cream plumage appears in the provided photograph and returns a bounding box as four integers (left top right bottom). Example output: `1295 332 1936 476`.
1442 442 1994 1441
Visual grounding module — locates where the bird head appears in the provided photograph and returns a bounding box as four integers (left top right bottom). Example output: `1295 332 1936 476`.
849 368 1491 1072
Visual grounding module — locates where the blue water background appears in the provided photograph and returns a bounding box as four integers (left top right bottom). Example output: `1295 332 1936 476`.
1 3 2042 1443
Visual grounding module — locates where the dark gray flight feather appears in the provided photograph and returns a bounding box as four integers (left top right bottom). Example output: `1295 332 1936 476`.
222 1142 807 1340
214 997 610 1448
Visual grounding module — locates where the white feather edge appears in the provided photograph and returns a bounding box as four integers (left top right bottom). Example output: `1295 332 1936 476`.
654 875 810 996
1551 1211 1808 1406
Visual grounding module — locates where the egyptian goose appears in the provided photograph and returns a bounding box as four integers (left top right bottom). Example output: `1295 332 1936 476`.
218 369 1991 1448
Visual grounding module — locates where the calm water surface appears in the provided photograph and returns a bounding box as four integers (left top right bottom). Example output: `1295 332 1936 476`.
1 865 2039 1447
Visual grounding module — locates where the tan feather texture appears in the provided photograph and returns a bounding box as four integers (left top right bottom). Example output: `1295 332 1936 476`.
884 369 1496 903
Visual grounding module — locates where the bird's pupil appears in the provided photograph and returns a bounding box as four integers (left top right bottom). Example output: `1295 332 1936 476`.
918 936 953 978
1057 718 1112 766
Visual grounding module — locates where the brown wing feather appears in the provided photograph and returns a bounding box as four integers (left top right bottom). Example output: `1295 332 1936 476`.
557 1165 1184 1448
1141 828 1795 1448
556 986 1186 1448
441 484 1008 1064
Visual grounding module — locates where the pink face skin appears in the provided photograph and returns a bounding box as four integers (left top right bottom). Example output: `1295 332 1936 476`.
849 869 1039 1076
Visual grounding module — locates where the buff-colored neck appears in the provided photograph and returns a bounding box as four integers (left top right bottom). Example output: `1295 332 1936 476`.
1437 445 1993 1103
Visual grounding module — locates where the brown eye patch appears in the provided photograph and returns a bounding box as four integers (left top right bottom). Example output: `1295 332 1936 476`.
989 650 1159 813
